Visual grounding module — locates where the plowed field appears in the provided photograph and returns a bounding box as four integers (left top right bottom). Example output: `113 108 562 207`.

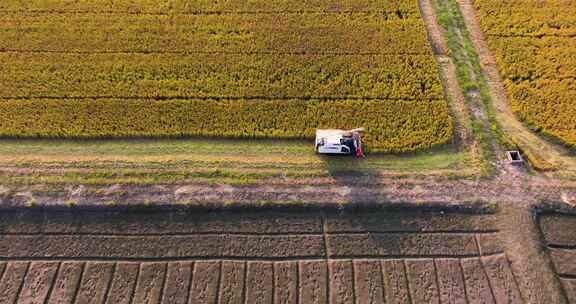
0 210 523 303
538 212 576 303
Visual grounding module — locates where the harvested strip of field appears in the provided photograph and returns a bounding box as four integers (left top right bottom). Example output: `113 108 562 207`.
354 260 385 304
0 261 29 303
381 259 411 303
0 0 452 153
0 231 500 260
405 259 441 303
0 211 323 234
473 0 576 147
132 262 166 303
481 255 523 303
190 262 220 304
0 210 522 303
328 260 355 303
0 138 473 191
106 262 139 304
461 258 496 303
219 261 245 304
245 262 274 304
46 262 83 304
325 212 497 233
477 233 505 256
299 260 328 303
75 262 115 304
18 261 59 303
538 212 576 303
435 259 467 304
540 213 576 246
0 235 327 259
327 233 480 257
0 257 522 304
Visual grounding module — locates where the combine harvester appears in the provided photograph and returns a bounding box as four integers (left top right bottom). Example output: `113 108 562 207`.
315 128 365 158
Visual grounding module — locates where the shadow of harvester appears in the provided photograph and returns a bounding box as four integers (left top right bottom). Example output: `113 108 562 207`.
321 154 388 210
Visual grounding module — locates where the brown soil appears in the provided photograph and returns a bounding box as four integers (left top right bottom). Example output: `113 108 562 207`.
190 262 220 304
460 258 495 303
0 261 29 304
48 262 84 304
405 259 441 303
538 212 576 303
435 259 467 303
354 260 385 304
0 210 524 303
382 259 411 303
107 263 139 304
220 261 245 304
245 262 274 304
299 260 328 303
75 262 114 304
19 261 59 303
329 260 354 304
133 262 166 304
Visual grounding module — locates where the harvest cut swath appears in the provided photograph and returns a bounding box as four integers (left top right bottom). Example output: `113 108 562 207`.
0 0 453 152
473 0 576 148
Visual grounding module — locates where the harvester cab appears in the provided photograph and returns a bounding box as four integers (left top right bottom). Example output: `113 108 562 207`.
315 128 365 157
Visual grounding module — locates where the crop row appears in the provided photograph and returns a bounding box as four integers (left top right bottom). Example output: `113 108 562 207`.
0 53 444 100
507 80 576 146
0 0 453 152
473 0 576 37
486 37 576 81
0 13 430 54
0 99 452 153
474 0 576 147
0 0 419 15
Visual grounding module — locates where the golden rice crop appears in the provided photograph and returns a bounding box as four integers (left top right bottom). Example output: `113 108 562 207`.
0 53 443 100
0 0 420 15
0 99 452 153
0 13 430 54
473 0 576 147
0 0 453 153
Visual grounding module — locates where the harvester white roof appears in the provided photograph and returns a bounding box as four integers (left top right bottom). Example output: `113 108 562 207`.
315 128 365 138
